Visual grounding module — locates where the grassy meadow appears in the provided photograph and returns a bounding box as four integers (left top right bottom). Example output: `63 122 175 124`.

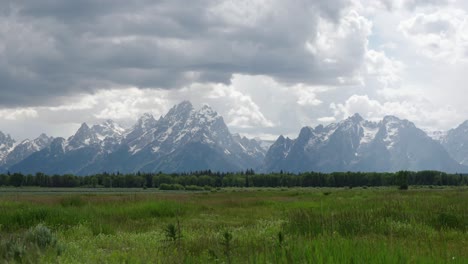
0 187 466 263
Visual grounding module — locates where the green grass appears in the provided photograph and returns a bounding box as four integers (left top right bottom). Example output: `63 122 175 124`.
0 187 467 263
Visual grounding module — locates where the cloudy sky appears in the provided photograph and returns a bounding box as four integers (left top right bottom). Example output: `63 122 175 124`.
1 0 468 141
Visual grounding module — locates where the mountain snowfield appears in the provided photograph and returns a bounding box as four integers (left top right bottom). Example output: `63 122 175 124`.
0 101 467 174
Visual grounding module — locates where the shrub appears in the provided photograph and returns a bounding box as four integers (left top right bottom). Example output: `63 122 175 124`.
26 224 57 249
164 221 182 243
164 223 178 241
434 212 465 231
1 224 61 262
1 238 25 261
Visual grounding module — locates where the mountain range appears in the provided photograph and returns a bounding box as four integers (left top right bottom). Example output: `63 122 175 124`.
0 101 467 174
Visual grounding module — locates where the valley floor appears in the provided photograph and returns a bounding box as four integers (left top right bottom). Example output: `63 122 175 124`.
0 187 467 263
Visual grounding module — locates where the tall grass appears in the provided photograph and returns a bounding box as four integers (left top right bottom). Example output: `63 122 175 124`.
0 187 466 263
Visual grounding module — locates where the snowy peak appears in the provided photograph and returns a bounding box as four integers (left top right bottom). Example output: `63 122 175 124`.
101 101 266 173
66 120 126 152
164 101 194 122
2 134 54 168
300 115 376 152
125 102 225 155
30 133 54 149
37 133 51 142
67 123 99 150
262 135 294 172
91 120 125 140
264 113 464 173
347 113 364 123
159 103 228 150
271 135 293 157
0 131 15 148
125 113 158 146
232 133 270 158
73 123 92 139
382 115 414 129
379 116 420 150
136 113 157 130
0 131 16 164
190 105 221 125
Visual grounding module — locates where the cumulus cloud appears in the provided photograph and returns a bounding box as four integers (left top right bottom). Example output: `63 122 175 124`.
329 94 462 130
0 0 372 107
365 50 405 88
0 73 344 140
1 0 468 141
399 8 468 61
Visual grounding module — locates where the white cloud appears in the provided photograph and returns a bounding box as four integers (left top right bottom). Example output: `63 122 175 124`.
306 10 373 85
399 8 468 61
2 0 468 142
0 108 38 120
292 84 330 106
317 116 337 123
365 50 405 88
330 94 462 130
177 81 275 129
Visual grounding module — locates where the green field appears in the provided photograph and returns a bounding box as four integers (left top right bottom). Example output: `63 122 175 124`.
0 187 467 263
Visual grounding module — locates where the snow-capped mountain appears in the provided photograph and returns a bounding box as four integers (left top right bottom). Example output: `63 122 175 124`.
263 135 293 172
11 101 266 175
0 131 16 167
6 103 468 175
82 101 265 174
66 120 125 153
232 134 270 161
439 121 468 166
10 120 126 175
263 114 465 173
2 134 54 170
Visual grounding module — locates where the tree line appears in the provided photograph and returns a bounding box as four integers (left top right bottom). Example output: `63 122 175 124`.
0 170 467 188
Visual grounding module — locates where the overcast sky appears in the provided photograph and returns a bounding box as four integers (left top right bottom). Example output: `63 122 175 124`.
1 0 468 141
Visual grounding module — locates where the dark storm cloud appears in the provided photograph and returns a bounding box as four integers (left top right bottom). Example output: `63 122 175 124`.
0 0 356 107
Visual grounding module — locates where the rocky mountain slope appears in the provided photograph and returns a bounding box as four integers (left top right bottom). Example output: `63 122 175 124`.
3 102 468 174
263 114 466 173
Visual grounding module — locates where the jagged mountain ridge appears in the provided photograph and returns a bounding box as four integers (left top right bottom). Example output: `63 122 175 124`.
3 134 54 169
0 133 54 171
11 102 267 175
80 102 266 174
9 120 126 175
264 114 466 173
3 102 468 174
